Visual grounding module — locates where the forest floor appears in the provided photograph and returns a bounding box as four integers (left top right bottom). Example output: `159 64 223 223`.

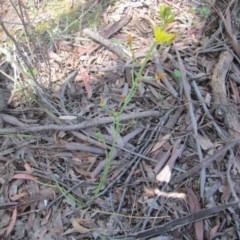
0 0 240 239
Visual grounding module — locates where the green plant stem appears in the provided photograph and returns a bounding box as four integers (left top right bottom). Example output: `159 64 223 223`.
122 42 157 111
92 41 157 202
51 174 85 207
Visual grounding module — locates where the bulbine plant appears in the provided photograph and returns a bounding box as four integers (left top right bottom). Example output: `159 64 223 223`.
154 4 176 44
93 5 177 201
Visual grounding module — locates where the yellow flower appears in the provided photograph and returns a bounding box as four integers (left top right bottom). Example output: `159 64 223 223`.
154 26 176 44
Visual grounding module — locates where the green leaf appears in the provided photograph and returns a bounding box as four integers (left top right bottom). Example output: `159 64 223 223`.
199 6 211 16
160 5 172 19
174 69 182 78
166 15 174 24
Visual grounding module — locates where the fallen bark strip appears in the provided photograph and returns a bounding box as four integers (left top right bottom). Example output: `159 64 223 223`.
0 110 160 134
211 51 240 137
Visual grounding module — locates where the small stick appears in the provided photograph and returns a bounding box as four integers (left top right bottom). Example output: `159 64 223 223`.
0 110 160 134
174 44 205 198
83 28 130 62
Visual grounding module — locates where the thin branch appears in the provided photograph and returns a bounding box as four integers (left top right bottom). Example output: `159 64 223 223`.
83 28 130 62
174 44 205 198
0 110 160 134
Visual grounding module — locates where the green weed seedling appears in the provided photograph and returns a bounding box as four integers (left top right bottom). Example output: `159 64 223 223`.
198 6 211 16
174 69 182 79
189 6 211 16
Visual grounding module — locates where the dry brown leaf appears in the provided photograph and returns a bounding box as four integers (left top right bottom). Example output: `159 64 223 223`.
12 174 38 181
209 224 220 240
5 206 17 237
156 141 184 183
24 162 33 173
187 189 203 240
71 218 90 234
9 192 28 201
150 133 171 153
81 69 92 99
